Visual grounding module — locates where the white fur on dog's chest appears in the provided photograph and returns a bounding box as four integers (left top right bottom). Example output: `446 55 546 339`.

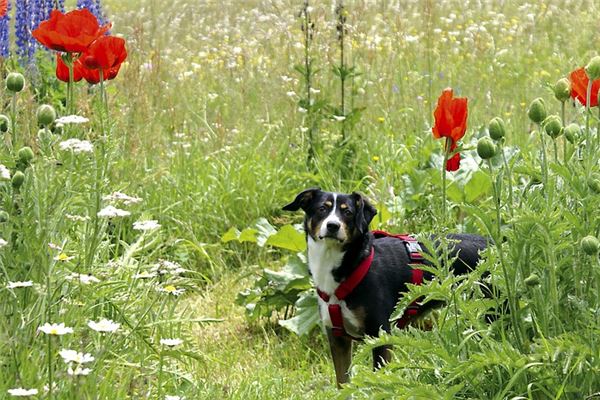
308 236 364 337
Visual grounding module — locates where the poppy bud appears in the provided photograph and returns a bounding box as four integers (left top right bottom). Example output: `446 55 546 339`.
0 210 8 223
18 147 34 164
37 105 56 127
543 115 563 139
477 137 497 159
524 273 540 287
6 72 25 93
585 56 600 81
11 171 24 188
0 115 9 133
528 98 547 124
581 235 600 256
488 117 506 141
553 78 571 103
563 123 580 144
588 175 600 194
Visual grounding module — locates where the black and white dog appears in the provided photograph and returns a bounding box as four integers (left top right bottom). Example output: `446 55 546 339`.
283 188 487 387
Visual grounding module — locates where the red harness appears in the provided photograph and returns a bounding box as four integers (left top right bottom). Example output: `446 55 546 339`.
316 231 425 339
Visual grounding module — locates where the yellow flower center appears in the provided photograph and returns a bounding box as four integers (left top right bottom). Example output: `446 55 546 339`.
164 285 176 292
57 253 69 261
50 328 58 335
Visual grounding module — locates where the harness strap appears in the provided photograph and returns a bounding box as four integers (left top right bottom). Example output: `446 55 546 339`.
316 232 427 339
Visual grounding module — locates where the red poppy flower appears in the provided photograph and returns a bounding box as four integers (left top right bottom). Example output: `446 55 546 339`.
80 63 122 84
55 54 84 82
81 36 127 71
432 88 468 171
0 0 8 18
32 9 111 53
569 67 600 107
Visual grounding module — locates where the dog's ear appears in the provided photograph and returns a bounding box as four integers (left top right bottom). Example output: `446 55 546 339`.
282 188 321 212
351 192 377 233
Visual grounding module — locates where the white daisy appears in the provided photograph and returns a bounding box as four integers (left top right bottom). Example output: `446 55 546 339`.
87 319 120 333
55 115 89 125
66 273 100 285
7 281 33 289
152 259 185 275
7 388 38 397
38 322 74 336
0 238 7 248
157 285 185 296
97 206 131 218
133 271 157 279
133 220 161 231
67 365 92 376
48 243 62 251
102 191 142 205
59 138 94 154
0 164 10 180
59 349 95 364
160 338 183 347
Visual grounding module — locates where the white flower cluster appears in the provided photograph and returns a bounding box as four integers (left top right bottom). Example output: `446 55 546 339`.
59 138 94 153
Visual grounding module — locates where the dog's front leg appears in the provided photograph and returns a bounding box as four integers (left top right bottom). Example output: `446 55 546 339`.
372 345 392 369
326 328 352 388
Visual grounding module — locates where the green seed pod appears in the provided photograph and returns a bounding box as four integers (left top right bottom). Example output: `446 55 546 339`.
488 117 506 141
17 147 34 164
0 115 9 133
588 175 600 194
553 78 571 103
563 123 580 144
581 235 600 255
36 104 56 127
585 56 600 81
528 98 547 124
11 171 24 188
524 273 540 287
0 210 8 223
6 72 25 93
543 115 563 139
477 137 497 159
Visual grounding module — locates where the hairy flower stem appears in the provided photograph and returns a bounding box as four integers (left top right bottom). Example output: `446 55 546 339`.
537 122 549 201
487 159 523 350
500 144 514 218
64 53 75 115
561 101 567 162
441 138 449 228
584 79 593 172
10 93 17 148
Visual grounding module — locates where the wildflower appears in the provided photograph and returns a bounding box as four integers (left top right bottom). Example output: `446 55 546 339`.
377 117 385 123
0 237 7 247
133 271 157 279
59 349 95 364
48 243 62 251
7 388 39 397
332 115 346 122
432 88 468 171
0 1 7 18
54 253 74 262
56 54 84 82
165 396 183 400
160 338 183 347
67 365 92 376
66 273 100 284
0 164 10 180
38 322 74 335
87 319 120 333
65 214 91 222
97 205 130 218
152 260 185 275
59 139 94 154
55 115 89 124
79 36 127 84
372 156 380 162
133 220 161 231
32 9 110 53
7 281 33 289
569 68 600 107
102 191 142 205
158 285 185 296
76 0 107 24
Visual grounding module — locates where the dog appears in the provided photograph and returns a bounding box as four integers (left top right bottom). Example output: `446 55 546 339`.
283 188 487 387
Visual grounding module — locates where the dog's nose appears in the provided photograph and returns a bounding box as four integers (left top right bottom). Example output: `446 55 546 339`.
326 221 340 233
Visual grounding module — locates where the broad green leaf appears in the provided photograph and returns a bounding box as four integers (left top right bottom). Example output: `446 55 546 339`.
238 228 258 243
221 227 240 243
465 170 492 203
255 218 277 247
266 224 306 252
278 291 320 336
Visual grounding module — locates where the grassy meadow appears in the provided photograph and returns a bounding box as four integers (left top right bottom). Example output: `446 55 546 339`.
1 0 600 398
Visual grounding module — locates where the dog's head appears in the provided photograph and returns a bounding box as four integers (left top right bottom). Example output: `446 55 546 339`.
283 188 377 246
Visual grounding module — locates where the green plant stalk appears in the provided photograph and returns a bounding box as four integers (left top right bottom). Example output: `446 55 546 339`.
441 138 449 228
538 123 549 200
338 1 347 141
584 78 592 171
487 159 523 350
66 53 75 115
47 335 53 400
301 1 315 168
499 143 514 218
561 101 567 163
157 351 164 399
10 92 17 148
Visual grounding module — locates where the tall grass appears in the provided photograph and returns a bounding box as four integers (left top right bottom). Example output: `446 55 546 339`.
0 0 598 398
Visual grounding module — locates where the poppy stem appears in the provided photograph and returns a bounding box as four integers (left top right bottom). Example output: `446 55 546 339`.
560 101 567 163
441 137 449 228
10 92 16 149
585 78 592 170
65 53 75 115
